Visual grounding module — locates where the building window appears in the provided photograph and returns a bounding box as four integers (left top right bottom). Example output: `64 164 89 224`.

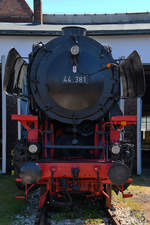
142 115 150 131
142 115 150 142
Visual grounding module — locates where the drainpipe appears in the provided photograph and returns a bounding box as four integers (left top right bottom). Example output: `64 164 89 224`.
1 55 6 174
137 97 142 175
17 99 21 140
120 77 124 115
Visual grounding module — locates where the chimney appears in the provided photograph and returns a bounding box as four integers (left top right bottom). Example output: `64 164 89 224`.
34 0 43 24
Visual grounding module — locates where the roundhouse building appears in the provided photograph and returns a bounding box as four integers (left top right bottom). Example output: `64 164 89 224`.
0 0 150 173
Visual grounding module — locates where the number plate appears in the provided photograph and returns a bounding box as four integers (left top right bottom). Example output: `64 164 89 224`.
63 75 88 84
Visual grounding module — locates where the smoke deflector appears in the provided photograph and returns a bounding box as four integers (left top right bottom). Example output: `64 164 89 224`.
119 51 145 98
3 48 28 97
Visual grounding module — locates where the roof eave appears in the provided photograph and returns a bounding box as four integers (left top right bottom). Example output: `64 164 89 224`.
0 29 150 36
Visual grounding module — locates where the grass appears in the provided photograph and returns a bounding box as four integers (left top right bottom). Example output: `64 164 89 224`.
85 218 104 225
112 190 142 210
0 175 26 225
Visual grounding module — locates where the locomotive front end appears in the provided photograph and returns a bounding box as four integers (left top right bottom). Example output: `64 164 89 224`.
3 26 145 218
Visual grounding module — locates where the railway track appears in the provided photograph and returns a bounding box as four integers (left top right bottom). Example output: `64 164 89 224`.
35 204 122 225
107 208 121 225
35 203 49 225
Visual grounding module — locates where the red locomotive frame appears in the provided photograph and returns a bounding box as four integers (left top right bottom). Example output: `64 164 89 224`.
13 114 136 209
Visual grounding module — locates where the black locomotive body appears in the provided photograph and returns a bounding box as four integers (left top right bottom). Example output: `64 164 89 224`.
29 27 120 124
4 27 145 219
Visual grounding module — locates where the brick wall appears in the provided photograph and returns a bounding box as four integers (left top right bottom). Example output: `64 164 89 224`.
0 0 33 22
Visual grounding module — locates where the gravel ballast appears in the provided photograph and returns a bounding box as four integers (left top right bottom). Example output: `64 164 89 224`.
12 189 148 225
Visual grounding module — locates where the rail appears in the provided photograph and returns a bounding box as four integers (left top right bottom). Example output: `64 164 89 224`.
107 209 121 225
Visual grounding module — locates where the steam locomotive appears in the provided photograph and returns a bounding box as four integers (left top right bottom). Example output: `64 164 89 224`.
4 27 145 215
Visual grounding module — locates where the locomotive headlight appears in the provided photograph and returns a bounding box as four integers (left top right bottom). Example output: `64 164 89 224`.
70 45 80 55
111 143 120 155
28 144 38 154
